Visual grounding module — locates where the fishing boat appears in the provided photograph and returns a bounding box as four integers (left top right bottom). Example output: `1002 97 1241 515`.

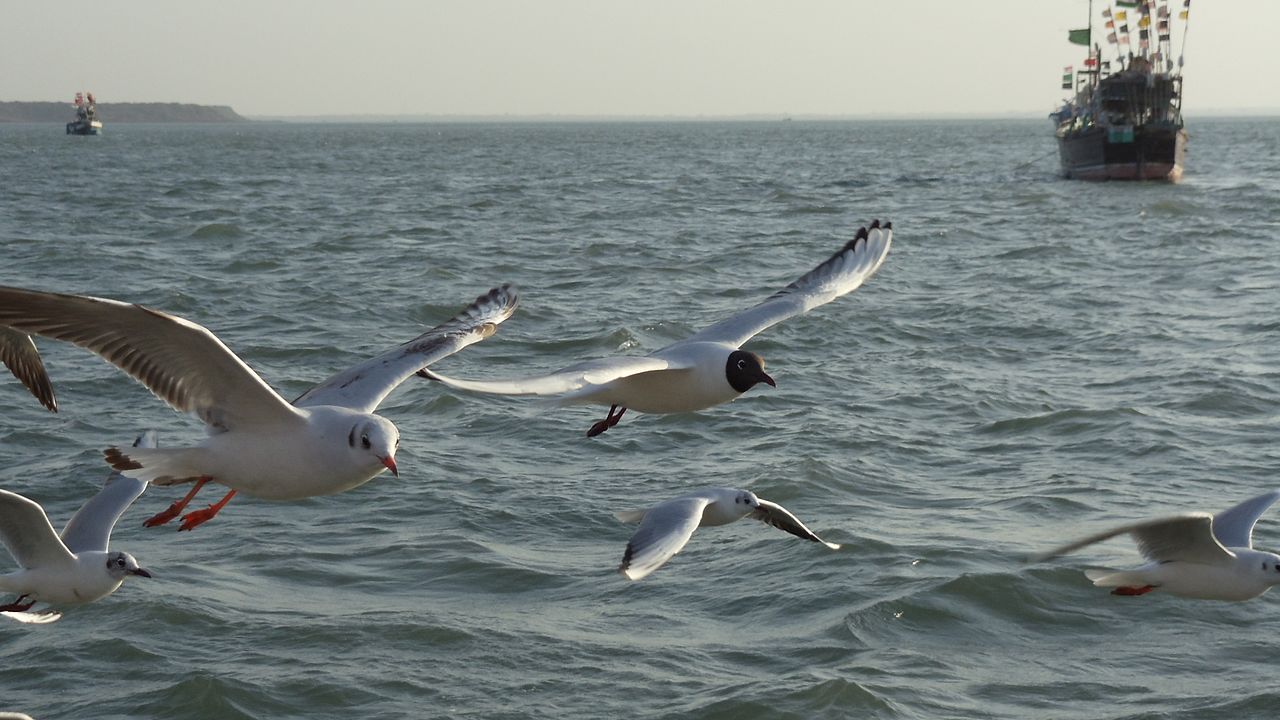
66 92 103 135
1052 0 1190 182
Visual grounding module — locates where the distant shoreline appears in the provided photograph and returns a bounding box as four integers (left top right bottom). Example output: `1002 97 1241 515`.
248 110 1279 123
0 101 247 123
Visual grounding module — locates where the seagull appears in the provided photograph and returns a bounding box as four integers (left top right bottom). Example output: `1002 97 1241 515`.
0 431 156 624
1028 490 1280 601
0 284 518 531
0 325 56 412
615 487 841 580
420 220 891 436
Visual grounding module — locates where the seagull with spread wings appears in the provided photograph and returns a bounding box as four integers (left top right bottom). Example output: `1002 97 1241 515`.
615 487 840 581
0 431 157 624
421 220 891 436
0 284 518 531
1029 490 1280 601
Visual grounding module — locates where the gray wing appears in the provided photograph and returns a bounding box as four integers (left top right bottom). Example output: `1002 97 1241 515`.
296 284 519 412
59 431 155 554
0 326 56 412
751 499 841 549
1212 490 1280 549
420 354 678 398
616 496 711 580
682 220 892 348
1028 513 1233 565
0 286 302 431
0 490 75 570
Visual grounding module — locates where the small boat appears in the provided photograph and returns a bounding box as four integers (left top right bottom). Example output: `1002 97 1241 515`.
66 92 103 135
1052 0 1189 182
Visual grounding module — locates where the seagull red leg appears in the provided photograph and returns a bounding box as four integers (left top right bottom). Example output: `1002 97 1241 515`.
144 477 212 528
1111 585 1156 596
587 405 627 437
178 489 238 531
0 594 35 612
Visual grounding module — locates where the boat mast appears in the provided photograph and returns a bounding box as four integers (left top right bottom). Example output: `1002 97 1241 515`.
1087 0 1095 88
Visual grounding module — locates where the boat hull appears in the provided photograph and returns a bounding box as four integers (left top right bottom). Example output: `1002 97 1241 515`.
66 120 103 135
1056 124 1186 182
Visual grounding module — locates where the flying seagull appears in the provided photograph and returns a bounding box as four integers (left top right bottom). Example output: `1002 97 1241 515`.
0 431 156 624
421 220 891 436
1028 490 1280 601
0 325 56 412
616 486 840 580
0 284 518 531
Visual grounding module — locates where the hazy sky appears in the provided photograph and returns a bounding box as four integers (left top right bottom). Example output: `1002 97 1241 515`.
7 1 1277 117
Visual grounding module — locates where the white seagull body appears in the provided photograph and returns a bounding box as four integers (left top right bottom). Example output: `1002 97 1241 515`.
615 486 840 581
1030 490 1280 601
421 220 892 436
0 284 518 530
0 325 56 412
0 431 156 624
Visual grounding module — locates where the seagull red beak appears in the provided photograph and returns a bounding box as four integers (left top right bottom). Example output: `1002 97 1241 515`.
380 455 399 477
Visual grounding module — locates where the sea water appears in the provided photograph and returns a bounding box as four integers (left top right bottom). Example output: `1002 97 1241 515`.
1 117 1279 718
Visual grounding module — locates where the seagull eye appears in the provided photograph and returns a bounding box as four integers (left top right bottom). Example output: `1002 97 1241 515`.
737 359 746 369
361 434 371 450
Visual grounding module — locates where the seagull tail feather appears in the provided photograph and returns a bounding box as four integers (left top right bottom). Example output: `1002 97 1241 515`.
103 446 206 486
1083 568 1146 588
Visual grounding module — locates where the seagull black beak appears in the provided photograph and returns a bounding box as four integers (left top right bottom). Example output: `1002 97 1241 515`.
759 370 776 388
131 568 153 579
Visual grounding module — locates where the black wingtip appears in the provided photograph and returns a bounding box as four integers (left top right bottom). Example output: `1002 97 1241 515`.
854 226 869 242
869 218 881 229
618 543 634 575
103 447 143 471
883 221 892 230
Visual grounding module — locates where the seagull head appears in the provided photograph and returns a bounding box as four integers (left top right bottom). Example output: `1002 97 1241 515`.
1254 551 1280 586
733 490 761 509
725 350 776 394
106 551 152 580
350 416 400 477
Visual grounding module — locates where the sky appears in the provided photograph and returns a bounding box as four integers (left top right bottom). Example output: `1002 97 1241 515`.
5 1 1278 118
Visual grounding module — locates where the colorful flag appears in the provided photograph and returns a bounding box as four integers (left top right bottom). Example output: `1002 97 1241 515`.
1179 10 1188 19
1139 16 1151 27
1158 19 1169 31
1084 56 1099 68
1105 20 1115 29
1116 10 1128 20
1107 32 1118 43
1062 66 1073 89
1119 23 1129 32
1068 28 1090 45
1102 8 1112 17
1158 4 1169 17
1116 0 1139 6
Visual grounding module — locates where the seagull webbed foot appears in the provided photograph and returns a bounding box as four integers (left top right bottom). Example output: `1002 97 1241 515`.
586 405 627 438
144 477 212 528
0 594 36 612
178 489 238 531
1111 585 1156 596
